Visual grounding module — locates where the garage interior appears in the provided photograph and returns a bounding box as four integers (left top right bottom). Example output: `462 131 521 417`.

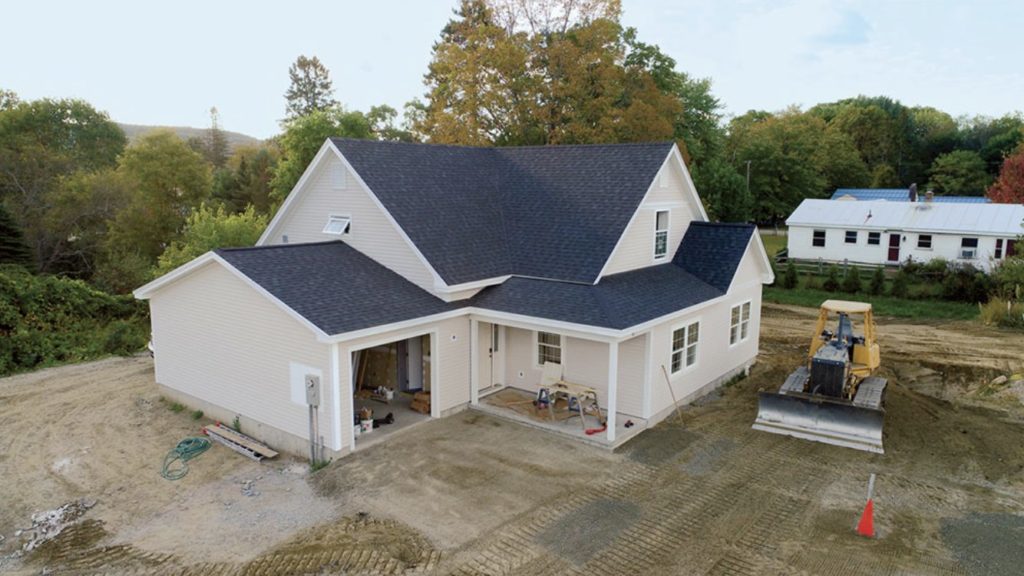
351 334 432 447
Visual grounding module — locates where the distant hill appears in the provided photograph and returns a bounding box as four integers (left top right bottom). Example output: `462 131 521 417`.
117 123 262 151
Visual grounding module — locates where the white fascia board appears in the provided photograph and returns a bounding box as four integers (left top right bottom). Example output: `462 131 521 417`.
133 252 219 300
670 144 710 222
211 254 333 341
466 309 621 342
433 275 512 294
594 144 708 284
717 232 775 295
257 141 335 246
789 222 1016 237
325 141 449 289
614 293 729 340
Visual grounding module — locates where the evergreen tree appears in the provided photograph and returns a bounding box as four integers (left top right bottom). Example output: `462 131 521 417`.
869 267 885 295
822 265 841 292
841 266 863 293
783 260 798 289
205 107 229 169
284 55 338 120
890 270 910 298
0 203 33 269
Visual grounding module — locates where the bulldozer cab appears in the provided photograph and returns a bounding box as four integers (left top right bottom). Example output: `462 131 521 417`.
808 300 880 379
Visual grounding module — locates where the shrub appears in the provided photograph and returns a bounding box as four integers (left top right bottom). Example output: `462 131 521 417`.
921 257 950 280
782 261 799 289
869 267 885 296
992 258 1024 300
822 265 841 292
890 271 910 298
169 402 185 413
979 298 1024 328
190 409 204 420
804 271 820 290
103 320 147 356
841 267 863 293
942 264 991 303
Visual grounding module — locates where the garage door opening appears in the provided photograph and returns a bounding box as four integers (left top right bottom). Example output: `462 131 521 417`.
351 334 433 448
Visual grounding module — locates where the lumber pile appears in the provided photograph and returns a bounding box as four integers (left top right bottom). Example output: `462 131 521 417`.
410 392 431 414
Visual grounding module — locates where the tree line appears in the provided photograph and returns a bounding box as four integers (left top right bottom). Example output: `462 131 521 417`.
2 0 1023 300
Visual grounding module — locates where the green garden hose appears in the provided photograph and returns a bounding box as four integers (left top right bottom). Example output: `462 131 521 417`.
160 437 211 480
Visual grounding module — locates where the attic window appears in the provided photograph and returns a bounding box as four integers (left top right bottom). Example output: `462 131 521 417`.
323 215 351 235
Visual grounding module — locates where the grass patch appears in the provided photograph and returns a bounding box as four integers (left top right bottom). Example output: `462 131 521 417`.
759 233 787 257
763 286 978 321
169 402 185 413
190 409 204 420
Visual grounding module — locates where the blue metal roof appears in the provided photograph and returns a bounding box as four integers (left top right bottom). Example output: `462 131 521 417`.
830 189 990 203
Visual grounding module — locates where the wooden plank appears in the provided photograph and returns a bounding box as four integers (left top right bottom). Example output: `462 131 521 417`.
205 424 279 458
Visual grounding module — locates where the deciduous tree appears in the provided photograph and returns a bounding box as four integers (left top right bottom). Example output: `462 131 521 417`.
155 204 267 275
987 146 1024 204
927 150 990 195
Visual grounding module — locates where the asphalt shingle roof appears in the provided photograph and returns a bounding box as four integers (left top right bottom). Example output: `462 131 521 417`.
216 241 459 336
672 222 756 292
331 139 674 285
214 222 755 336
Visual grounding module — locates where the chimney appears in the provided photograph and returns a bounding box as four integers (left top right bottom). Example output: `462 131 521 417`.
925 190 934 203
908 183 918 202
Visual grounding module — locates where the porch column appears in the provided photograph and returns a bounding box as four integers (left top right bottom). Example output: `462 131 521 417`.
470 319 480 405
339 345 354 452
607 340 619 443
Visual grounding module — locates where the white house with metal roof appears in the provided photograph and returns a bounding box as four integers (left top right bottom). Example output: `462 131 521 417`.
786 198 1023 271
134 139 774 460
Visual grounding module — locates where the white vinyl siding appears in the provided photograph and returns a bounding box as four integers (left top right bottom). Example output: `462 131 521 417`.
730 301 751 345
602 160 702 276
268 154 436 293
149 262 333 447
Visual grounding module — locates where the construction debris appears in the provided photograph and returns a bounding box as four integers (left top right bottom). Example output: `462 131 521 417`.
19 499 96 553
410 392 431 414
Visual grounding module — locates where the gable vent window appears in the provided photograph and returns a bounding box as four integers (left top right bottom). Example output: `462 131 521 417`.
654 210 670 259
323 215 351 236
330 163 346 189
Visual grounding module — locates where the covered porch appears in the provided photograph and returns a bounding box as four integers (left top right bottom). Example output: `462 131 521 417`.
467 314 652 448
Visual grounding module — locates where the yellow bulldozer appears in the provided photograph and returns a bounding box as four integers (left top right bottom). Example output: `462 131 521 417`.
753 300 888 454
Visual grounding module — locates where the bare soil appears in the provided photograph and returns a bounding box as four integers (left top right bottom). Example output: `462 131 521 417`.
2 303 1023 575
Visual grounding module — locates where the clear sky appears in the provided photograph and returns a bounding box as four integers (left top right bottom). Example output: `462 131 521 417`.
2 0 1021 139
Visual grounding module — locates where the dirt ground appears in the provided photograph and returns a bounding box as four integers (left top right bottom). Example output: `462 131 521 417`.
2 303 1024 575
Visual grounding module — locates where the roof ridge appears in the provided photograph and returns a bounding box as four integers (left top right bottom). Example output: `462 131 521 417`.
215 240 343 253
331 137 673 152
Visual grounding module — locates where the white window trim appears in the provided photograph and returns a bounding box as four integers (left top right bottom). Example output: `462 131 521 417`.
322 214 351 236
867 232 881 246
917 234 933 250
845 230 858 244
534 330 564 369
654 209 670 261
670 318 701 376
729 300 752 347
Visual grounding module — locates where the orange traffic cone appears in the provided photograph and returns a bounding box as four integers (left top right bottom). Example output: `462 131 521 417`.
856 473 877 538
856 499 875 537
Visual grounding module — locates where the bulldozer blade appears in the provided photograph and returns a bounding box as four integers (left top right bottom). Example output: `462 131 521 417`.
753 391 885 454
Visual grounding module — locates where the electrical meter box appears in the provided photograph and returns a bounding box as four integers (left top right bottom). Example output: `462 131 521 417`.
305 374 321 407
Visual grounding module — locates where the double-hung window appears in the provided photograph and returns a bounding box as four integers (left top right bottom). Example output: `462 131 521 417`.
845 231 858 244
996 239 1004 259
671 321 699 374
654 210 669 259
812 229 826 247
867 232 881 245
730 302 751 345
917 234 932 249
536 331 561 366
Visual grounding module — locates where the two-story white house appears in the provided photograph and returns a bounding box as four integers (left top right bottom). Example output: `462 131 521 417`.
134 139 774 459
